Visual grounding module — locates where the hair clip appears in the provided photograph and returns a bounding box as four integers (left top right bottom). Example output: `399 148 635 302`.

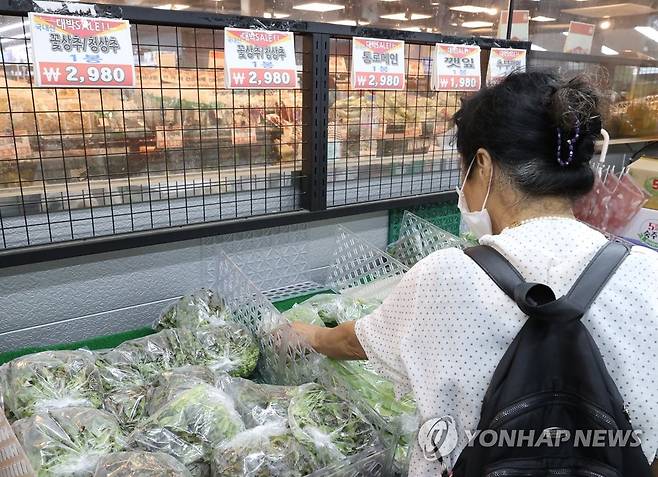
557 118 580 166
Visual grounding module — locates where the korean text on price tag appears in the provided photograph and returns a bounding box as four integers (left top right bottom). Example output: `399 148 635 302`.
486 48 526 85
432 44 481 92
29 13 135 88
351 37 405 91
224 28 298 89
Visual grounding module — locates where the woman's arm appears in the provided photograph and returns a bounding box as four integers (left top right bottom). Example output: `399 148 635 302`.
291 321 366 360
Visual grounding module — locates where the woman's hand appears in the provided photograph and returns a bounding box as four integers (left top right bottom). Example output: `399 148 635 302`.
290 321 367 360
290 322 322 349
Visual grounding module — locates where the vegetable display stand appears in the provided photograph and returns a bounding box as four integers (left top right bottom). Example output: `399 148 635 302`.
387 211 466 267
0 412 34 477
204 225 415 475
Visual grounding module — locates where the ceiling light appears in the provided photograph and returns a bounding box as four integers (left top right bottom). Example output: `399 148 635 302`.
562 31 569 36
635 26 658 43
400 26 422 31
599 20 611 29
263 12 290 18
329 19 369 25
431 1 440 4
155 4 189 10
601 45 619 55
380 12 431 21
531 16 556 22
461 20 494 28
450 5 497 15
450 22 458 26
531 43 547 51
379 0 399 2
563 3 656 18
293 2 345 12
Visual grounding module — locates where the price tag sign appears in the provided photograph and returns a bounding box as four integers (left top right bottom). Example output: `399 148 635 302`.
29 12 135 88
432 44 481 92
350 37 405 90
564 21 595 54
497 10 529 41
224 28 298 89
486 48 526 85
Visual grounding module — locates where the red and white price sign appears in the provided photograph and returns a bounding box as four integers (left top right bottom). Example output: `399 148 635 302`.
29 13 135 88
432 44 481 92
486 48 526 85
224 28 298 89
350 37 405 91
564 21 595 55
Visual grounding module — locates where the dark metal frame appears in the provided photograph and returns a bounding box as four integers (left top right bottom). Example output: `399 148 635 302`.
0 0 528 268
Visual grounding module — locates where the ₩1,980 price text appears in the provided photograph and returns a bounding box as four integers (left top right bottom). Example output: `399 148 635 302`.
353 72 405 90
436 75 480 91
228 68 297 89
38 62 134 87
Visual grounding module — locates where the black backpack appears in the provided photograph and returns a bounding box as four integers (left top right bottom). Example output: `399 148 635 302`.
451 241 652 477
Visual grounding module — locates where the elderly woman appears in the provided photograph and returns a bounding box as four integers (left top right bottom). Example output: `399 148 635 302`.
292 72 658 476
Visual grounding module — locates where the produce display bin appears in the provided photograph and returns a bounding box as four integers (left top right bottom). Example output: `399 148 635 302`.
387 211 466 268
0 412 34 477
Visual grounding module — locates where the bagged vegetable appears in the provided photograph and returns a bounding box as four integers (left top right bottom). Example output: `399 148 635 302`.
129 383 245 477
189 324 259 378
13 406 124 476
96 329 192 391
217 376 297 427
287 383 380 466
102 385 149 431
285 294 380 327
93 451 192 477
1 350 103 420
211 422 318 477
146 365 218 416
155 289 233 330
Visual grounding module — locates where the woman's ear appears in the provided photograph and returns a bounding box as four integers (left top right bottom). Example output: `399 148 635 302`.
475 148 493 182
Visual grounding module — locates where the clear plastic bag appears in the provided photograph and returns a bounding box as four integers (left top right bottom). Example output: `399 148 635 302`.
188 324 259 378
211 422 318 477
216 376 297 427
284 294 380 327
146 365 219 416
1 350 103 420
102 385 149 432
96 330 193 391
13 406 124 476
287 384 381 467
129 383 245 477
93 452 192 477
155 289 233 331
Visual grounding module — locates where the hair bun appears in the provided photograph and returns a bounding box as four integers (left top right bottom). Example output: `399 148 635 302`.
549 76 601 166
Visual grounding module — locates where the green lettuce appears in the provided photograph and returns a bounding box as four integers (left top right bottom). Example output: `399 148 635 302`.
155 289 233 331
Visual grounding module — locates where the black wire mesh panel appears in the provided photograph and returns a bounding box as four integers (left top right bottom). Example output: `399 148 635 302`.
327 38 462 207
0 16 305 249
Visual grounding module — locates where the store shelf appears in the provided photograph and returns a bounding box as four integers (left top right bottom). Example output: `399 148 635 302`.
596 136 658 147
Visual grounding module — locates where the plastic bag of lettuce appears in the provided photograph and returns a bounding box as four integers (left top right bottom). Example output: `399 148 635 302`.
93 452 192 477
0 350 104 420
155 289 233 331
13 406 124 476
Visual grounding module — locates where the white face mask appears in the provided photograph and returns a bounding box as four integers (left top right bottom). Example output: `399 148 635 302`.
456 156 493 239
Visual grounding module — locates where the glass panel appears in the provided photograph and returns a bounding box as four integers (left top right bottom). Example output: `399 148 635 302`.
0 18 304 249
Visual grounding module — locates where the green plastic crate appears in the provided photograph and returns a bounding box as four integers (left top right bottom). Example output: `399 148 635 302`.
388 201 460 244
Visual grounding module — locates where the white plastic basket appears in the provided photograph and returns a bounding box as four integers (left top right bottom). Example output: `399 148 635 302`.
387 211 466 267
0 413 34 477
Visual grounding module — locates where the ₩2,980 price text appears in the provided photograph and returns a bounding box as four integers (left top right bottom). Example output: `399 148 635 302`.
228 68 297 89
38 62 134 87
353 72 405 90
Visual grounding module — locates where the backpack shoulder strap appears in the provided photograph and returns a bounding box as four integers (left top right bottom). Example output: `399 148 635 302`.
566 241 630 312
463 245 525 300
